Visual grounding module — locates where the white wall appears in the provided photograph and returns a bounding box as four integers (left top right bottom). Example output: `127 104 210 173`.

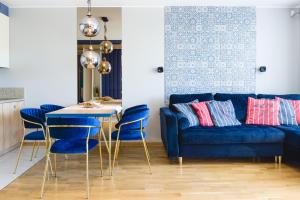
0 8 77 107
256 8 300 94
122 7 165 141
77 7 122 40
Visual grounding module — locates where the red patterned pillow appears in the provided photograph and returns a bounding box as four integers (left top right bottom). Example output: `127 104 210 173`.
191 102 214 126
246 97 280 126
291 100 300 124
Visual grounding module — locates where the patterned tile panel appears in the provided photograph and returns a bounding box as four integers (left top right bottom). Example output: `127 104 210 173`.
165 7 256 99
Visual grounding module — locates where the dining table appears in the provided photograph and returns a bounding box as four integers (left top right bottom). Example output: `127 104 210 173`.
45 102 122 176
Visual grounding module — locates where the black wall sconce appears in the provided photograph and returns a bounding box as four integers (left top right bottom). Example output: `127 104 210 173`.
259 66 267 72
157 66 164 73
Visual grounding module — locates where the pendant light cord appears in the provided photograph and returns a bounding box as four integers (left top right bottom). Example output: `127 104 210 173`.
87 0 91 16
104 22 107 41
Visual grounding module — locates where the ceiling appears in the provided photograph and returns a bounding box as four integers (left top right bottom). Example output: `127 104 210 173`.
2 0 300 8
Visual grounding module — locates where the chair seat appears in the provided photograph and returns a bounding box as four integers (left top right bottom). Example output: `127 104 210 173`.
112 130 146 141
50 139 98 154
24 130 45 140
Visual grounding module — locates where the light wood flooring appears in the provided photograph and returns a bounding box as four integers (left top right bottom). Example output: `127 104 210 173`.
1 143 300 200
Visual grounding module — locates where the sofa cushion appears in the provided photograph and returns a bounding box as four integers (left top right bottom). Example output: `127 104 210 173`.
169 93 213 110
214 93 256 122
276 97 298 125
246 97 280 126
276 126 300 148
207 100 241 127
181 125 285 145
257 94 300 100
173 100 199 127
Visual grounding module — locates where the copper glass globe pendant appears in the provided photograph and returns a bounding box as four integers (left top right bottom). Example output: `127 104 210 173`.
98 57 111 74
99 21 113 54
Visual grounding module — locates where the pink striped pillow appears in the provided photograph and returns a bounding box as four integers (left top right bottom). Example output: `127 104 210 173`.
246 97 280 126
291 100 300 124
191 102 214 126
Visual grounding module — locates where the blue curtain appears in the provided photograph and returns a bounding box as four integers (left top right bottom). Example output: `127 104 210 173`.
102 49 122 99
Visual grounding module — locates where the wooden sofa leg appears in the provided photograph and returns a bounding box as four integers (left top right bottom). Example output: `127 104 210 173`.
178 157 182 165
278 156 282 164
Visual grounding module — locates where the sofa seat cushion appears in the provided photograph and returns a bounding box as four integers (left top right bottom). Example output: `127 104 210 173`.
181 125 285 145
276 126 300 147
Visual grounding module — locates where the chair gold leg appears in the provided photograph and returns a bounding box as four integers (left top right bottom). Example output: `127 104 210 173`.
86 151 89 199
142 139 152 174
64 154 68 160
178 157 183 165
30 141 36 161
112 139 120 171
278 156 282 165
98 131 103 177
115 140 121 161
13 138 25 174
40 146 51 198
34 142 40 158
275 156 278 163
54 154 57 177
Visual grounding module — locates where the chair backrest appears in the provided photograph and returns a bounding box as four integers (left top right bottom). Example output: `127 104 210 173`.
117 108 150 130
47 118 100 140
123 104 148 116
20 108 46 129
40 104 64 113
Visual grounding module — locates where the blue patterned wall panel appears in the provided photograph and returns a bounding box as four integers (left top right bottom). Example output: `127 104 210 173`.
164 7 256 99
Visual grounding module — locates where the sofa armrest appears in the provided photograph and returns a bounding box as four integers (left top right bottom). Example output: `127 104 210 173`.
160 107 180 158
176 112 190 130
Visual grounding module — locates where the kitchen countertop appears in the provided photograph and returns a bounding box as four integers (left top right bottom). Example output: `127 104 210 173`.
0 98 24 103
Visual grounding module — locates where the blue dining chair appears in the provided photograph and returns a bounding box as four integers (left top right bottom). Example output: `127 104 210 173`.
112 108 151 174
40 117 103 199
14 108 47 174
115 104 148 124
40 104 64 113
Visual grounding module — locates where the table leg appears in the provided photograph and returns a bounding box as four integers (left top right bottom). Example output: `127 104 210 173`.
109 116 112 176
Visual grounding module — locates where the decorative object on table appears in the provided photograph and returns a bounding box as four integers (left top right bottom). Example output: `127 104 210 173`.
40 117 103 199
112 107 151 174
79 0 100 37
40 104 64 113
80 101 96 108
14 108 47 174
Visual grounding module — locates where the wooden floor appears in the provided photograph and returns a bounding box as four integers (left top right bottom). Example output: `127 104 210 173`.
1 144 300 200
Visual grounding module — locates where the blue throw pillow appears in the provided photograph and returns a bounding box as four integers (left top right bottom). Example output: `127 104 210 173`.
173 100 199 127
207 100 241 127
277 97 298 125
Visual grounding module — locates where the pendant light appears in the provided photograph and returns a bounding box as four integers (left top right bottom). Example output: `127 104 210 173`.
79 0 100 37
80 44 101 69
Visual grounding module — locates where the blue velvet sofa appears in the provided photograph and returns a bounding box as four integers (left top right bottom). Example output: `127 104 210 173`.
160 93 300 162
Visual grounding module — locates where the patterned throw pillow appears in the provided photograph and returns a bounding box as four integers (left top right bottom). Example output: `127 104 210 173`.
191 102 214 127
290 100 300 124
207 100 241 127
276 97 298 125
246 97 280 126
173 100 199 127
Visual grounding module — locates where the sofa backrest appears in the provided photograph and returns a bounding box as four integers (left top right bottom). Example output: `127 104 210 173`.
169 93 213 110
257 94 300 100
214 93 257 122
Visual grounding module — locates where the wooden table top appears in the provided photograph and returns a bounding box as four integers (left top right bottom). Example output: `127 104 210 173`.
46 103 122 118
